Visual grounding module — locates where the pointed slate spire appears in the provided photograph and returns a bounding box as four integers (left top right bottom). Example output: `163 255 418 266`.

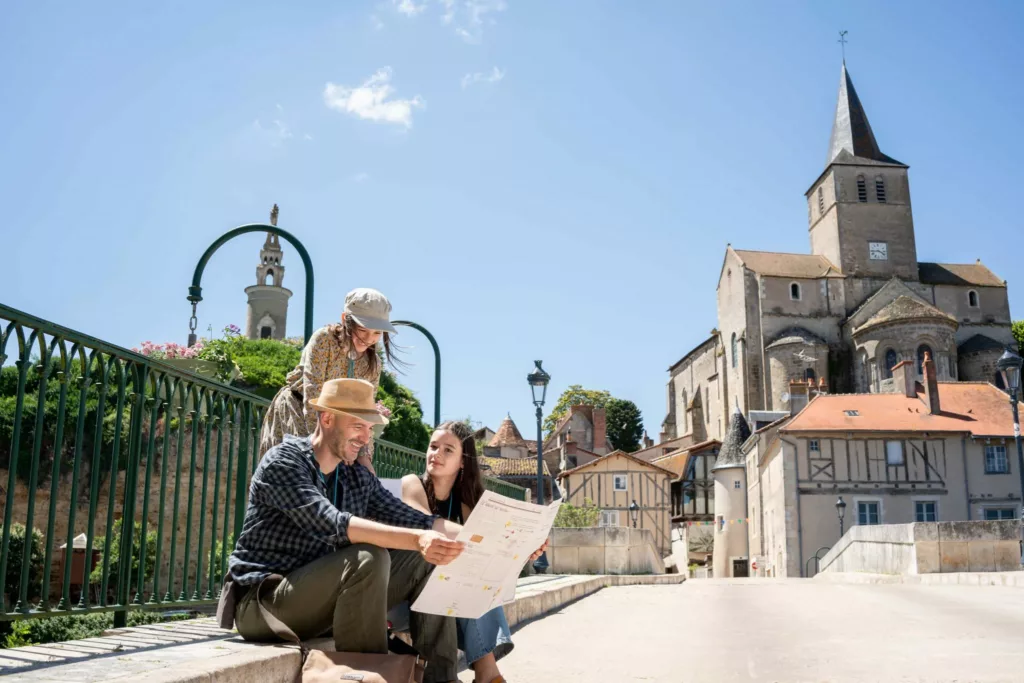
712 407 752 471
826 64 902 167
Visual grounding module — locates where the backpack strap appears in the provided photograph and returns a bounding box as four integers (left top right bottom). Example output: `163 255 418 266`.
255 575 310 659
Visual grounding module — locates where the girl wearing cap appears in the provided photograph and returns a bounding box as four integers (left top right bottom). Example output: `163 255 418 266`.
399 421 546 683
258 288 399 467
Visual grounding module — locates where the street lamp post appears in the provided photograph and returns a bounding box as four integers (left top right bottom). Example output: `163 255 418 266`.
527 360 551 574
996 348 1024 565
629 500 640 528
836 496 847 538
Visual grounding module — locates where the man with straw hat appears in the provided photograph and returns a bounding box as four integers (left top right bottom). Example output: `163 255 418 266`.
222 378 464 683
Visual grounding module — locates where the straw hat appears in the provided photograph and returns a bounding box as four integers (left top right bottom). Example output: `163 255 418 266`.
308 378 389 425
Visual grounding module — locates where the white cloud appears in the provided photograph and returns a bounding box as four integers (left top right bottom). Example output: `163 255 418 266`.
461 66 504 88
352 172 370 182
249 119 293 147
439 0 456 23
452 0 506 43
303 133 314 140
370 14 385 30
394 0 427 16
323 68 424 128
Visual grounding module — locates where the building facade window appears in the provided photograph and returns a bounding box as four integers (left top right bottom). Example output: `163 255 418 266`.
985 445 1009 474
817 186 825 214
680 390 687 433
809 439 820 453
882 349 899 379
857 501 881 526
599 510 619 527
734 480 741 489
613 474 628 491
856 175 867 202
875 176 886 203
731 333 738 369
915 501 938 522
983 508 1016 521
790 282 801 301
805 368 816 383
260 326 272 339
916 345 933 375
968 290 979 308
886 441 905 466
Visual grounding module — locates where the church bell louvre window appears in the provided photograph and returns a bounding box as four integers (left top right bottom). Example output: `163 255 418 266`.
857 175 867 202
817 187 825 214
875 176 886 203
790 282 801 301
731 333 738 369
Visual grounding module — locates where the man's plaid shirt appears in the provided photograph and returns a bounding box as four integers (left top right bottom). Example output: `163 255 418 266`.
228 434 436 586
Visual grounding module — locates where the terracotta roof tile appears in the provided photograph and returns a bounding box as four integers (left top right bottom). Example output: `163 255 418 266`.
479 456 550 478
853 296 957 335
489 416 528 448
918 262 1005 288
783 383 1019 438
734 250 842 279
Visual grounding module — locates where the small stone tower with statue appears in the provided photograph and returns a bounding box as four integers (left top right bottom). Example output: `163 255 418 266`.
244 204 292 340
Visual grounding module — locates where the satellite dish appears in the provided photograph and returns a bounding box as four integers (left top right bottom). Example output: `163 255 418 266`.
780 392 791 404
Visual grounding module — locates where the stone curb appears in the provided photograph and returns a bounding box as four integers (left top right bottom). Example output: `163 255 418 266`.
1 574 685 682
814 571 1024 587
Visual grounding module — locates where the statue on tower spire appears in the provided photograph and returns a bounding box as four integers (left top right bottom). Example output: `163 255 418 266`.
270 203 279 227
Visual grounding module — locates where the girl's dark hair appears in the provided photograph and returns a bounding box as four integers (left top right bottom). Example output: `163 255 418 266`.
422 421 486 516
329 314 402 375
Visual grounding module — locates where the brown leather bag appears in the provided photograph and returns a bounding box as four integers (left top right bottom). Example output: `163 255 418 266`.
255 578 427 683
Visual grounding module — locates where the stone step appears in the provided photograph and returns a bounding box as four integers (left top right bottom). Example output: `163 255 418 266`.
0 574 685 682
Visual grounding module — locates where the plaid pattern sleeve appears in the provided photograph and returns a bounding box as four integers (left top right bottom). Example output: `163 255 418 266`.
363 471 437 530
228 436 352 586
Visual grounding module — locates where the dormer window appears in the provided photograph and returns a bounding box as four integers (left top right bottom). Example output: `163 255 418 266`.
856 175 867 202
790 282 802 301
968 290 979 308
817 186 825 214
875 176 886 203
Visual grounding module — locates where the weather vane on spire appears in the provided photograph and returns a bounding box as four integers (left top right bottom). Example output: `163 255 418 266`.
838 30 849 64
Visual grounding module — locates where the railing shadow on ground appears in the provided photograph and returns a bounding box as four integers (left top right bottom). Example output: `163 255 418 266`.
0 301 526 631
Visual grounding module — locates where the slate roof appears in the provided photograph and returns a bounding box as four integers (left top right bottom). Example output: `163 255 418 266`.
733 250 842 279
917 262 1005 288
826 64 904 167
712 409 752 471
958 334 1008 355
783 382 1020 438
853 296 957 335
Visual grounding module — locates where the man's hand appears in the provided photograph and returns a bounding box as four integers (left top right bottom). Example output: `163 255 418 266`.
528 539 549 563
417 531 464 566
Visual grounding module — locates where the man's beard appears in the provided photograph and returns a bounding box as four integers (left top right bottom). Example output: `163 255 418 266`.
328 432 366 464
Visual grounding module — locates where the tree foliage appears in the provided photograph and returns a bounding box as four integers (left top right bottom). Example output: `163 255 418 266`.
377 371 431 452
1013 320 1024 356
543 385 612 435
605 398 644 452
88 519 157 589
553 498 601 528
3 524 44 605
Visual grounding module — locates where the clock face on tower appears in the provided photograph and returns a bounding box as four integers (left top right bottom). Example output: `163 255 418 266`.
869 241 888 261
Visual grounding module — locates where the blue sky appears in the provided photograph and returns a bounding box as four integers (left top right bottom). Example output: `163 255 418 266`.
3 1 1023 442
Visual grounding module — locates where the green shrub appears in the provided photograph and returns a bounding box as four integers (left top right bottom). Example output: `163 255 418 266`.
3 524 44 605
1 610 198 649
89 520 157 591
553 498 601 528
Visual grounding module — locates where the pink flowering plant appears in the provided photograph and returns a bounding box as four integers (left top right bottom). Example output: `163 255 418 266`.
375 401 392 419
133 340 205 360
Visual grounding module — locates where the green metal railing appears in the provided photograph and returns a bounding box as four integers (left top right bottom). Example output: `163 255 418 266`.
0 302 524 625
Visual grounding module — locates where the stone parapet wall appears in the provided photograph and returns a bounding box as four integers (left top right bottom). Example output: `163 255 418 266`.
547 527 665 575
818 521 1020 576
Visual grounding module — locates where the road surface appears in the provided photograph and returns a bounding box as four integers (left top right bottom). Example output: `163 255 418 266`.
459 578 1024 682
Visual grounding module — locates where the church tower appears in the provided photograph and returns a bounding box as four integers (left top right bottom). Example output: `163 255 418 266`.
244 204 293 340
806 64 918 286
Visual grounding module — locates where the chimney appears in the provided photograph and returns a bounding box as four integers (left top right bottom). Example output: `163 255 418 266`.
642 430 654 449
891 360 916 398
789 380 809 416
593 407 608 454
817 376 828 395
922 352 941 414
